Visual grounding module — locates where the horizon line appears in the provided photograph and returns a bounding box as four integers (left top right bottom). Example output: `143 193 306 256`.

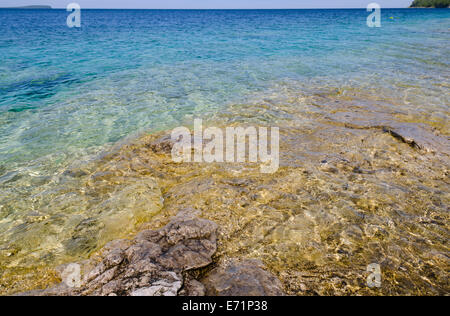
0 6 423 10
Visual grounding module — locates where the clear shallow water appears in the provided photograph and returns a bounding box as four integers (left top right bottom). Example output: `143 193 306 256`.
0 9 449 294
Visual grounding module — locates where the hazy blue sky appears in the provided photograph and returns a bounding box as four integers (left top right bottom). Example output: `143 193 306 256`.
1 1 414 9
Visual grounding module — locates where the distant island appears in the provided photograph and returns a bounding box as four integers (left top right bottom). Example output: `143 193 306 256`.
0 5 52 9
410 0 450 7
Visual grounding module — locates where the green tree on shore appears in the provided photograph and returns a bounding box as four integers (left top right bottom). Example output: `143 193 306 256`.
410 0 450 7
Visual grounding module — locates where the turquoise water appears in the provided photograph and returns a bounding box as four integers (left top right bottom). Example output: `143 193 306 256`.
1 9 448 169
0 9 449 294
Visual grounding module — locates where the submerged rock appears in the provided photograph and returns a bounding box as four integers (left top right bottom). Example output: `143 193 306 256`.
201 259 285 296
326 109 449 155
147 135 175 154
23 209 218 296
382 125 448 154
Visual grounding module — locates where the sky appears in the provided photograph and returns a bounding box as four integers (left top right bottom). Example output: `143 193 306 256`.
0 1 414 9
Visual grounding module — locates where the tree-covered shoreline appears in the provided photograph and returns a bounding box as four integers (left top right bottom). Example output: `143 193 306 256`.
410 0 450 7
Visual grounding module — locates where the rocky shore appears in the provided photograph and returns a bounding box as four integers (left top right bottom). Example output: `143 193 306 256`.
19 208 284 296
2 88 449 296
